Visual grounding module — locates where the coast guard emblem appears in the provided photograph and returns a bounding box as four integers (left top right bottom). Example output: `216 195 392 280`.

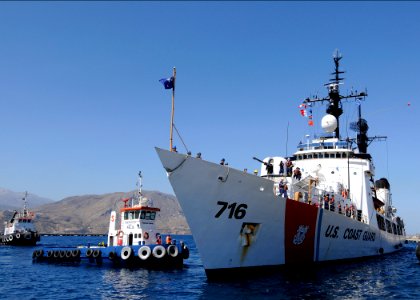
293 225 309 245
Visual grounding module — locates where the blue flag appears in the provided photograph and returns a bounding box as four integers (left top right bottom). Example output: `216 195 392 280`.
159 77 174 89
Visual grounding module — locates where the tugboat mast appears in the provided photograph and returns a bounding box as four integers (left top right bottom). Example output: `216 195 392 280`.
137 171 143 205
22 191 28 216
303 50 367 140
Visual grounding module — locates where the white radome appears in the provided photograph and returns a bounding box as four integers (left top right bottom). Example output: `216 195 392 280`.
321 114 337 133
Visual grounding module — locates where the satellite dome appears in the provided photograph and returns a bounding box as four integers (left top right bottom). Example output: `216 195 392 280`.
321 114 337 133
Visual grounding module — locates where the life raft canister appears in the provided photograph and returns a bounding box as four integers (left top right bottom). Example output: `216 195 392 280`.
117 230 124 246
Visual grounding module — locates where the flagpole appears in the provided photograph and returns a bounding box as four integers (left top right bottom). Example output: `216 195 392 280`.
170 67 176 151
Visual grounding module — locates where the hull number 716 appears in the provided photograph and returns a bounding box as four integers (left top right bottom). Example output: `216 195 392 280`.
215 201 247 219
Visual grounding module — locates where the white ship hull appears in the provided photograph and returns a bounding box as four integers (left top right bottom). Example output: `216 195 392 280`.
156 148 405 277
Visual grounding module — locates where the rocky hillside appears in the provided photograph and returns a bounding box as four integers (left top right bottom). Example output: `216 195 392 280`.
0 188 53 210
0 190 190 235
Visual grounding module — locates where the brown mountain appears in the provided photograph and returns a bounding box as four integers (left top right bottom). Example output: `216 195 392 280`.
1 190 190 235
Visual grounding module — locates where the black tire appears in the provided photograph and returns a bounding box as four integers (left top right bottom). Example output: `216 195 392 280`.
72 249 81 258
92 249 101 258
108 251 117 261
120 246 132 261
36 249 44 258
167 245 179 258
86 248 94 257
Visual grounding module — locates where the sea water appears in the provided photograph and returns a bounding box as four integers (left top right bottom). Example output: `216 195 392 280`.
0 235 419 299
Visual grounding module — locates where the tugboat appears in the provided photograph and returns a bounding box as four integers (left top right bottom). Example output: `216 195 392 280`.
155 52 406 279
32 172 189 268
1 191 41 246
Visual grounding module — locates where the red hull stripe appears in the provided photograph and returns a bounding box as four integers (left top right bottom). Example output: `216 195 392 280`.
284 199 319 264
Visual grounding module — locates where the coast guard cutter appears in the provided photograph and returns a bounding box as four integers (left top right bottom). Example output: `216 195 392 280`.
156 53 406 279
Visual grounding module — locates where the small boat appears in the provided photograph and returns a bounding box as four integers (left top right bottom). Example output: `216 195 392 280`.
32 172 189 268
1 191 41 246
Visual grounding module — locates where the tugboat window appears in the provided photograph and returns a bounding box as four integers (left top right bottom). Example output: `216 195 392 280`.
140 211 156 220
145 211 151 219
150 212 156 220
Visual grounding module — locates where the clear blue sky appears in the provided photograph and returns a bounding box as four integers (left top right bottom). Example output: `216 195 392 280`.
0 2 419 233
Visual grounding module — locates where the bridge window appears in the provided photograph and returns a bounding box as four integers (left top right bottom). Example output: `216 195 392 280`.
325 153 330 158
314 154 318 159
342 153 347 158
308 154 313 159
303 154 307 159
319 153 324 158
336 153 342 158
140 211 156 220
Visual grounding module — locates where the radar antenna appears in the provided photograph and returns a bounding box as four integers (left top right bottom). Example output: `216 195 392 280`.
349 104 387 153
303 50 367 140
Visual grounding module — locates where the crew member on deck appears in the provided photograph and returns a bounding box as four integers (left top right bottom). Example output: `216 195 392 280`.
279 180 288 198
293 167 302 180
279 161 284 176
286 158 293 176
166 235 172 245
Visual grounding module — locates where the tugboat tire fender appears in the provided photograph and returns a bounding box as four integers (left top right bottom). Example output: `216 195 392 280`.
66 250 72 258
47 250 54 258
108 251 117 260
152 245 166 259
86 248 94 257
138 246 151 260
72 249 81 258
36 249 44 258
167 245 179 258
15 233 21 239
8 235 13 242
182 245 190 259
92 249 102 258
121 246 133 260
